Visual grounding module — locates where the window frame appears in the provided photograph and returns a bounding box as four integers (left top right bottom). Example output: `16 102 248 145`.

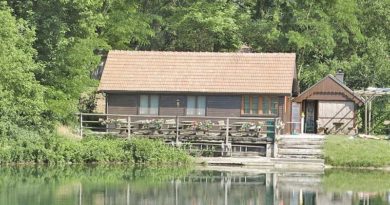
186 95 207 116
241 95 279 116
138 94 159 115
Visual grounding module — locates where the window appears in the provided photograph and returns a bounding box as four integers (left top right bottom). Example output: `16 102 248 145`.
186 96 206 116
139 95 159 115
242 96 279 115
242 96 258 114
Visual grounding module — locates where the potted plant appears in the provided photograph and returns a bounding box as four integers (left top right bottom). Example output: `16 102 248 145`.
239 122 255 132
192 120 213 135
144 119 165 134
99 118 123 129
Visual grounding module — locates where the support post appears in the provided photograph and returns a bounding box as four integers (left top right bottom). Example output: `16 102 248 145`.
368 101 372 135
300 113 305 134
365 101 368 135
80 113 83 137
127 116 131 139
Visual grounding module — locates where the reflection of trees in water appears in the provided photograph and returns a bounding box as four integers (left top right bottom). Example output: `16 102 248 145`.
1 166 390 205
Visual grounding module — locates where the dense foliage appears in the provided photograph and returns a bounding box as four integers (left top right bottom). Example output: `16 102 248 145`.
0 135 191 165
0 0 389 134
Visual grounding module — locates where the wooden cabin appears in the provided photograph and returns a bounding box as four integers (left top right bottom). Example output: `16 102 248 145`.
293 73 364 135
97 51 298 135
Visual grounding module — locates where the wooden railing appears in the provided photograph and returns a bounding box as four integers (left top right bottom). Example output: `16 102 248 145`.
77 113 281 145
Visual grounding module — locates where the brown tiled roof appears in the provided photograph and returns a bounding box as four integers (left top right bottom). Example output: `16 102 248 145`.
98 51 296 94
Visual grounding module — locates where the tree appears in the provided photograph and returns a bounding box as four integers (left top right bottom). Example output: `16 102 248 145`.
0 4 47 135
169 0 244 51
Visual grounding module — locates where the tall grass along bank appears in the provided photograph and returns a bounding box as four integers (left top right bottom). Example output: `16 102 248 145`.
0 133 191 165
325 135 390 168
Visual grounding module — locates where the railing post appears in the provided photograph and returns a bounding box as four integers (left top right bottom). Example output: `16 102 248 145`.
127 116 131 139
274 118 278 137
225 118 230 156
225 118 229 144
176 116 180 145
79 113 83 137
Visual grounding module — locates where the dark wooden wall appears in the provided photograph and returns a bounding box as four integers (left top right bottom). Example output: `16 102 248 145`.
106 93 286 119
206 96 241 117
107 94 138 115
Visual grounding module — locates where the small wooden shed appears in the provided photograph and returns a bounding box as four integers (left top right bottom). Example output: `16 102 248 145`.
293 74 364 135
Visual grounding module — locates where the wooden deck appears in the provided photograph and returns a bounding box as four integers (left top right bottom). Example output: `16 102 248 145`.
78 113 325 160
78 113 280 156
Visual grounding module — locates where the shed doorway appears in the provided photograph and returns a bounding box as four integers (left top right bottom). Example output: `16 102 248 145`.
304 100 318 133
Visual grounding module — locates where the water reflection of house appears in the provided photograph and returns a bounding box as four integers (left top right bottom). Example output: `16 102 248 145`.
67 171 390 205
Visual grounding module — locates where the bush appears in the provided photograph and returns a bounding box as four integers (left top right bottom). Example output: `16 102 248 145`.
129 138 190 164
0 133 192 165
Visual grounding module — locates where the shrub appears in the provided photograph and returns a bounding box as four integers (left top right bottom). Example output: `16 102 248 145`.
0 133 192 165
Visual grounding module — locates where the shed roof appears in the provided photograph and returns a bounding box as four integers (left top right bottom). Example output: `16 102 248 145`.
293 75 364 106
98 50 296 95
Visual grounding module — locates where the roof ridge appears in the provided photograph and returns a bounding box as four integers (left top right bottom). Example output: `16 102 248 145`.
108 50 296 56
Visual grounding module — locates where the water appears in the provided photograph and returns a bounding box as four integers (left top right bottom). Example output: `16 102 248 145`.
1 165 390 205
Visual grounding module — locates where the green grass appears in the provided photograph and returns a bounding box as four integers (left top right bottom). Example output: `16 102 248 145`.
325 135 390 167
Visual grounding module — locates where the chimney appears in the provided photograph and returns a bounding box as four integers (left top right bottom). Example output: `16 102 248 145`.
335 69 344 83
238 44 253 53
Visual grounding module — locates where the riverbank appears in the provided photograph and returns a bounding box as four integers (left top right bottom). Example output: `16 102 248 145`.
324 135 390 168
0 133 191 165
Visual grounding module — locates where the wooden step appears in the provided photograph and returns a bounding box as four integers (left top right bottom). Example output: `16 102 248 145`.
278 139 324 143
278 144 324 149
278 148 323 155
272 158 324 163
278 135 325 140
231 152 264 157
